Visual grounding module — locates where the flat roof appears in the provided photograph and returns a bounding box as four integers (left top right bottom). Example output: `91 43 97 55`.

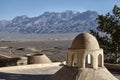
0 62 62 80
0 62 119 80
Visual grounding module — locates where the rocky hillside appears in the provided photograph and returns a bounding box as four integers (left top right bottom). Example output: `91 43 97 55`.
0 10 98 34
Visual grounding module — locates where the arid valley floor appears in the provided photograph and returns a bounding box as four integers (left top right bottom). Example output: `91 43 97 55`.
0 33 120 80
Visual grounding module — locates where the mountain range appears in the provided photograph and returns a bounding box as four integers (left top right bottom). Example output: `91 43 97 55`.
0 10 98 34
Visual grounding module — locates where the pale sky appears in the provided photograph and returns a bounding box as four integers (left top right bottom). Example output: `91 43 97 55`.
0 0 120 20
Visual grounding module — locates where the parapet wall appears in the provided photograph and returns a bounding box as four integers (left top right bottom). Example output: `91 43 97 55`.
105 63 120 71
0 62 61 72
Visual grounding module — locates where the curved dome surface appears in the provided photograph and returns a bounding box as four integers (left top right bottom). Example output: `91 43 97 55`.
27 54 52 64
70 33 100 49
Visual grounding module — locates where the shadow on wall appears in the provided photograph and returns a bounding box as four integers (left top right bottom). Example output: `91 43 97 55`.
0 72 53 80
0 58 22 67
0 57 27 67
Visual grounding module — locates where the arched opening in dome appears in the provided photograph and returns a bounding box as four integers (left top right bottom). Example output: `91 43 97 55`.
72 54 77 67
85 54 93 68
98 54 102 67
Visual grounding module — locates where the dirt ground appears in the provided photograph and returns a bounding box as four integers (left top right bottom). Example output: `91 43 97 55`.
0 40 72 61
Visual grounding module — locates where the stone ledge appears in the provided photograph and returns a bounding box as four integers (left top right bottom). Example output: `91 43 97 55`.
0 62 61 72
105 63 120 71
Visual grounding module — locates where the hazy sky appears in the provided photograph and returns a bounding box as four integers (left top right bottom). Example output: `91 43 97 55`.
0 0 120 20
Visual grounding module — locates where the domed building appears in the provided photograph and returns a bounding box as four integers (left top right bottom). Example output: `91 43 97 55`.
54 33 118 80
27 54 52 64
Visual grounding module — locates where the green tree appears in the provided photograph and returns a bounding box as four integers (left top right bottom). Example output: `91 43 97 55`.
91 5 120 64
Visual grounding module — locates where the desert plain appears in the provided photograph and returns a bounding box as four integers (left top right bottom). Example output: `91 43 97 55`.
0 33 120 80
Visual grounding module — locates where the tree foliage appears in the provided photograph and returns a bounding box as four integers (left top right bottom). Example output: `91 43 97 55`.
91 5 120 63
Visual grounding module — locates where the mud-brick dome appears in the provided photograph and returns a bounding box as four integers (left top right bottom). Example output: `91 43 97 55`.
70 33 100 50
67 33 104 68
54 33 118 80
27 54 52 64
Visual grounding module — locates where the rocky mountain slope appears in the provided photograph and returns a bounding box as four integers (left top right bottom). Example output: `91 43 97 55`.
0 10 98 34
